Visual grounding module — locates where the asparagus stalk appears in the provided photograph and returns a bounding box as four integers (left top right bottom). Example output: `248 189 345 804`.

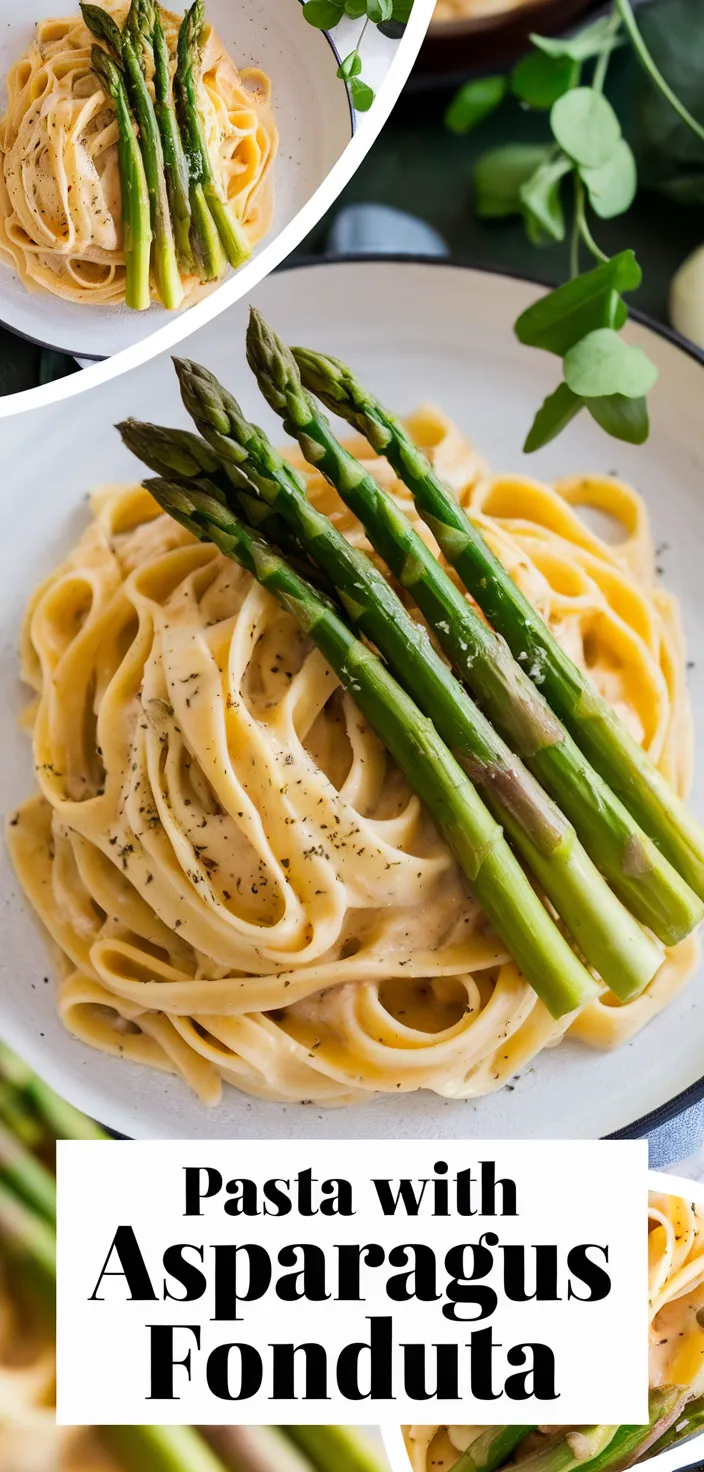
151 3 195 273
280 1427 384 1472
0 1041 106 1142
293 346 704 909
175 0 251 271
452 1427 536 1472
121 0 183 309
205 1426 318 1472
244 320 702 949
504 1389 685 1472
643 1393 704 1457
104 1425 230 1472
166 367 662 1001
88 44 151 311
0 1117 56 1223
0 1177 56 1310
145 475 598 1019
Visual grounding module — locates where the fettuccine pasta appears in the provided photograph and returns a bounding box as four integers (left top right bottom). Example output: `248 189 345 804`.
6 406 699 1107
404 1193 704 1471
0 2 276 306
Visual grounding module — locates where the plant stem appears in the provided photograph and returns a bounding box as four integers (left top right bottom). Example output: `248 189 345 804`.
89 45 152 310
615 0 704 146
0 1117 56 1223
576 180 609 264
453 1427 535 1472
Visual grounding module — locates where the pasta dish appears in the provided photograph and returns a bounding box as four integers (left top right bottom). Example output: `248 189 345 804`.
7 375 700 1107
0 1 277 310
403 1191 704 1470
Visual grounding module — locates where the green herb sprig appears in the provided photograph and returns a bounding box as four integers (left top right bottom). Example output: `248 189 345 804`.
446 0 704 451
302 0 411 111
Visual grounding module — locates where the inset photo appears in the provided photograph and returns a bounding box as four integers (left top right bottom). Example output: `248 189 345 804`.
0 252 703 1140
0 0 430 396
382 1180 704 1472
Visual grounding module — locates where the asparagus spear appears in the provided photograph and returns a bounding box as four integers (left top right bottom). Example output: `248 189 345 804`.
89 44 151 311
205 1426 318 1472
150 3 195 273
293 346 704 909
175 0 250 271
165 371 662 1001
0 1117 56 1223
643 1393 704 1457
0 1177 56 1311
80 1 124 57
0 1040 106 1143
244 316 703 949
502 1389 685 1472
145 475 598 1019
280 1426 384 1472
104 1425 229 1472
121 0 183 309
451 1426 536 1472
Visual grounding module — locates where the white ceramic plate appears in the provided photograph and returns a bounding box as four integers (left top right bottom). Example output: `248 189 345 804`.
0 0 352 359
0 257 703 1141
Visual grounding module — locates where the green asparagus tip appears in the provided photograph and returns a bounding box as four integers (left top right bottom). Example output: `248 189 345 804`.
179 0 206 63
246 307 302 415
118 418 221 478
81 3 124 59
90 42 122 96
172 356 246 442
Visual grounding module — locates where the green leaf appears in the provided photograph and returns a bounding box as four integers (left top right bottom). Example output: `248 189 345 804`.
350 75 375 110
445 76 506 136
367 0 393 20
515 251 642 355
392 0 413 17
524 382 585 452
345 0 368 13
531 15 623 62
511 50 579 110
551 87 622 168
587 393 650 444
519 154 572 243
337 49 362 79
564 328 659 398
473 144 553 219
303 0 344 27
580 138 638 219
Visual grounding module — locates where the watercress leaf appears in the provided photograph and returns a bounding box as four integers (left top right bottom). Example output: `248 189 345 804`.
551 87 622 168
337 49 362 79
531 15 623 63
350 75 375 110
303 0 344 27
473 144 553 219
587 393 650 444
367 0 393 20
524 382 585 452
445 76 506 135
511 50 579 110
345 0 368 14
564 328 659 398
580 138 638 219
515 251 642 354
519 154 573 243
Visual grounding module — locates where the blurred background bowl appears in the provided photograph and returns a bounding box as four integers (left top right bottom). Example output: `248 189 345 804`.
418 0 598 80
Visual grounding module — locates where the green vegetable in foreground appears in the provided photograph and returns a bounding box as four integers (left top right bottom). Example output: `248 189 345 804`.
175 0 250 271
88 45 151 311
164 354 661 1001
280 331 703 941
151 1 195 273
145 473 598 1020
122 0 183 309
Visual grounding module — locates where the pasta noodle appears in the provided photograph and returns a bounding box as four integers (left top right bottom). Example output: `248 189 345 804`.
6 407 699 1108
0 2 277 306
404 1192 704 1471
